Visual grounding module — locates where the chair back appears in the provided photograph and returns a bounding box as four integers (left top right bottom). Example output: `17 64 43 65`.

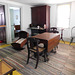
18 31 28 38
50 27 57 31
50 27 59 33
27 37 39 52
71 26 75 37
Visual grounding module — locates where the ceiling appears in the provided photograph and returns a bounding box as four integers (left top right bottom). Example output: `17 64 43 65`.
9 0 75 6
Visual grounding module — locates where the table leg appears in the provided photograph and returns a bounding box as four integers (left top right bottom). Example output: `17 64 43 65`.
69 37 73 45
43 43 49 61
61 29 65 43
10 71 13 75
46 54 49 61
61 36 65 43
51 47 57 53
44 51 49 62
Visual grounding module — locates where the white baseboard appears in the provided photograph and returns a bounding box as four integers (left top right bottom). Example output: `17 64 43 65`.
63 37 75 42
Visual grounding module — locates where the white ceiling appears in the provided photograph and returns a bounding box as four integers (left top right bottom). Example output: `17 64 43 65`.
9 0 75 6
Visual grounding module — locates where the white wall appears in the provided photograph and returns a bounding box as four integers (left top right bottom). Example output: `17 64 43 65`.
0 0 32 44
50 2 75 42
21 5 31 31
50 4 57 27
70 2 75 28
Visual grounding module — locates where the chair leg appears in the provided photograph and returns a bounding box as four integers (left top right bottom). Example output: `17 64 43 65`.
44 50 47 62
46 53 49 61
27 51 30 64
35 53 39 69
69 37 73 45
10 71 12 75
56 45 58 49
54 47 56 53
62 38 65 43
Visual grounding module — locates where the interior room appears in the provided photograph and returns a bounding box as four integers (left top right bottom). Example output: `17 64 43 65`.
9 7 21 41
0 0 75 75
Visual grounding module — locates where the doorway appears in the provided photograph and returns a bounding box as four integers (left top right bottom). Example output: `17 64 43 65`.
9 7 21 41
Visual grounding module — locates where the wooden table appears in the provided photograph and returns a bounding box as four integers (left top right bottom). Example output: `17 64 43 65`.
0 60 15 75
33 32 60 52
33 32 60 60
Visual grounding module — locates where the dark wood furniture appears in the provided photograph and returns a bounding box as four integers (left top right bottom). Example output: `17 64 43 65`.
27 37 46 69
28 27 46 36
0 5 6 43
11 31 29 50
31 28 46 36
0 26 6 43
69 26 75 45
50 27 59 33
14 25 21 37
60 29 65 43
33 32 60 60
14 25 20 30
31 5 50 31
0 60 15 75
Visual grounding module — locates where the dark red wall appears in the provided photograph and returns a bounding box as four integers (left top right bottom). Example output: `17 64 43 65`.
0 5 6 25
0 5 6 42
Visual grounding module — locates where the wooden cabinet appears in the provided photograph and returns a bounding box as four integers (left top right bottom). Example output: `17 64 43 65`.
31 5 50 31
31 28 46 36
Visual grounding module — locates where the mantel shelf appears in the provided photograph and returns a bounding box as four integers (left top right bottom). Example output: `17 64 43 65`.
0 25 6 27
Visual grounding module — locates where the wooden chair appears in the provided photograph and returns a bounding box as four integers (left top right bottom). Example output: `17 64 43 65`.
11 31 29 50
50 27 59 33
27 37 46 69
69 26 75 45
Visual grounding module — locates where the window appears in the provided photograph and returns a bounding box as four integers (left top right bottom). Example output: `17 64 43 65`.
57 4 70 28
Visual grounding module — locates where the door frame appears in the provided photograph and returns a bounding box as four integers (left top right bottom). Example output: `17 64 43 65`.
0 2 23 44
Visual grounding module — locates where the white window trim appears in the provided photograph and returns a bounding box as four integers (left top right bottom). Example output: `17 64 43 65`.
56 3 71 29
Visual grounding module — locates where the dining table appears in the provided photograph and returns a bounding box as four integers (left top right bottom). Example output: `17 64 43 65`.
33 32 60 61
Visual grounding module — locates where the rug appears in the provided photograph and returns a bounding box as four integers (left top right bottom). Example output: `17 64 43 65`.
0 43 75 75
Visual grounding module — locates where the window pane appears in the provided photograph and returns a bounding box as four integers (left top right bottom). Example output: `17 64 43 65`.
57 4 70 28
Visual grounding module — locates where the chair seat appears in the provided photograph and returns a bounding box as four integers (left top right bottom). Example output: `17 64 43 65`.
30 47 45 52
38 43 44 47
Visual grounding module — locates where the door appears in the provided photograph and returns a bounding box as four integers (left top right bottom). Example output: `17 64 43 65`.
0 5 6 43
